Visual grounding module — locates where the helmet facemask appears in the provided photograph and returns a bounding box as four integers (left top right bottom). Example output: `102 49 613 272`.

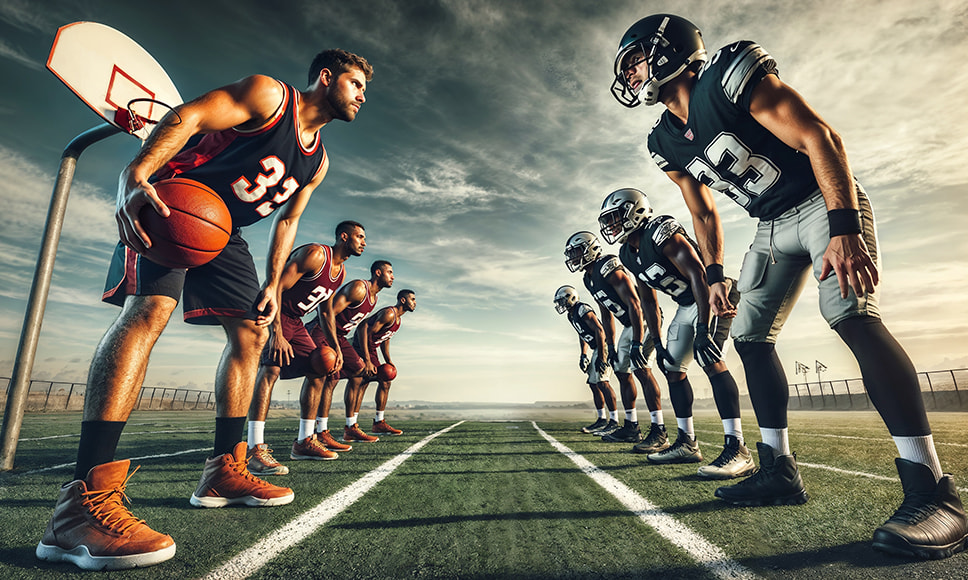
564 233 602 273
554 286 579 314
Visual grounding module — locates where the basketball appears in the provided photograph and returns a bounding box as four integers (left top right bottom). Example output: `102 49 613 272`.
139 178 232 269
376 363 397 382
310 345 338 375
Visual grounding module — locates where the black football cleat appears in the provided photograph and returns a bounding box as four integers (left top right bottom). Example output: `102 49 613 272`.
581 418 608 434
602 421 641 443
632 423 669 455
872 459 968 560
714 442 808 506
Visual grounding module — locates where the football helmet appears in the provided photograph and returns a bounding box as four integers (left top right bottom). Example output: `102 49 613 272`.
599 188 653 245
564 231 603 273
554 285 580 314
611 14 707 107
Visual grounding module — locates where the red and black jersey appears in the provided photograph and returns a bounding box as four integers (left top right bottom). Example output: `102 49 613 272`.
334 282 378 336
279 243 344 318
155 81 327 227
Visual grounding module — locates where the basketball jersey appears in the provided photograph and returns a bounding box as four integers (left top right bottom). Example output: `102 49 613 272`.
279 243 345 318
648 41 819 220
567 302 599 348
369 308 401 346
619 216 698 307
335 281 378 336
155 81 327 227
582 255 633 328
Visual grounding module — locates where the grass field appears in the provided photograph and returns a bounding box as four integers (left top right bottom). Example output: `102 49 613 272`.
1 409 966 579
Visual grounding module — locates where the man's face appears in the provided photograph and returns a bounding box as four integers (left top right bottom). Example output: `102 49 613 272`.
378 265 394 288
402 293 416 312
326 67 367 122
345 227 366 256
621 49 649 94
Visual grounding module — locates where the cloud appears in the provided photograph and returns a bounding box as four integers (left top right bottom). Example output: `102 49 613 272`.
0 37 42 70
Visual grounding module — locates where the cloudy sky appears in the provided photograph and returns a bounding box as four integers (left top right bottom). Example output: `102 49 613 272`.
2 0 967 406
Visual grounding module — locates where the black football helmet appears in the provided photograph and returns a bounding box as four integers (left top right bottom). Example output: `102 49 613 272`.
611 14 706 107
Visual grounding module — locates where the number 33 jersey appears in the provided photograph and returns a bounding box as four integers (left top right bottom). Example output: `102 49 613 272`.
647 41 818 221
155 81 327 227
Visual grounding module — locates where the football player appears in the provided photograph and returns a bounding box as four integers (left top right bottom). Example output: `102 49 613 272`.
599 188 754 479
564 231 665 447
611 13 966 558
554 285 620 435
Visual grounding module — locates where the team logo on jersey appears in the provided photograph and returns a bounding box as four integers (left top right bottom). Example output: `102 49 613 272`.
684 128 694 141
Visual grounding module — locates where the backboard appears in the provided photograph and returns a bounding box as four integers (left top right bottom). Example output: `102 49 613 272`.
47 21 182 140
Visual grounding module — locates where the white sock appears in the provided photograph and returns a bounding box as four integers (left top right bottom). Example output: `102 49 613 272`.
315 416 328 433
676 416 694 439
760 427 790 455
626 408 638 424
609 410 619 421
596 407 607 419
247 421 265 446
722 418 743 443
375 410 385 422
894 435 943 482
298 419 315 442
650 410 664 426
346 415 356 428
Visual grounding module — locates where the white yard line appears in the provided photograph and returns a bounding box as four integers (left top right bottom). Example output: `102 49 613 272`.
20 447 211 476
198 421 465 580
535 423 759 580
19 428 213 442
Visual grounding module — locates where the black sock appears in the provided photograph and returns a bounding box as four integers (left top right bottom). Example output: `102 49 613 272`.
667 377 694 419
734 341 789 428
74 420 126 480
213 416 246 457
709 370 741 419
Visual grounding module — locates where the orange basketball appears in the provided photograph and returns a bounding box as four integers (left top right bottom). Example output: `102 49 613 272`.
139 178 231 268
376 363 397 382
310 345 338 375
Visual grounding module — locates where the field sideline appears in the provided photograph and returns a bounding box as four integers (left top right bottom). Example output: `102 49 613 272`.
1 410 966 579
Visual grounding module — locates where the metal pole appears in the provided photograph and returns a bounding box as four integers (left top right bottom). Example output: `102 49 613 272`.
0 122 121 471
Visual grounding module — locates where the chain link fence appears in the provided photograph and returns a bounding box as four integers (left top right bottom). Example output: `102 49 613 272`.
788 368 968 411
0 377 216 412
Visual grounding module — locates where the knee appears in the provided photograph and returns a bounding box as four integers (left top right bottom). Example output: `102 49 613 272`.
734 340 773 362
230 320 269 355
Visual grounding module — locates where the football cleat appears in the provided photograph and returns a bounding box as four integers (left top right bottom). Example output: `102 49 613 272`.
190 442 294 508
647 428 702 464
343 423 379 443
316 429 352 452
246 443 289 476
581 418 609 434
372 419 403 435
697 435 757 480
632 423 670 454
291 434 339 460
714 442 808 506
36 460 176 570
602 421 641 443
592 419 621 436
872 459 968 559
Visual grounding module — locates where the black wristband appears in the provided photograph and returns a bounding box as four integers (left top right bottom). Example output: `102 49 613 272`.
827 208 861 237
705 264 725 286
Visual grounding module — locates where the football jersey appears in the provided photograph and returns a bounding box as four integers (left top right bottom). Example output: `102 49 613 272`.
155 81 327 228
279 243 344 318
619 216 698 307
648 41 819 220
582 255 633 328
334 281 378 336
567 302 599 348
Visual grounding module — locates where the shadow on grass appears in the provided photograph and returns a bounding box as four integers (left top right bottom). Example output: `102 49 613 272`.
331 509 638 530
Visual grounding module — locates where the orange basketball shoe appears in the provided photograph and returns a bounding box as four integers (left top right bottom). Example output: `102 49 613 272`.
290 433 339 460
190 442 294 508
36 460 176 570
372 419 403 435
246 443 289 476
316 429 352 452
343 423 379 443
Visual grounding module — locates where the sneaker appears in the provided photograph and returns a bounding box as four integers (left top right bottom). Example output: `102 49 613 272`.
581 418 608 434
714 442 808 506
592 419 620 436
697 435 757 480
36 460 176 570
647 429 703 464
372 419 403 435
191 442 294 508
602 421 641 443
343 423 379 443
291 434 339 460
316 429 352 452
632 423 670 454
246 443 289 476
872 458 968 559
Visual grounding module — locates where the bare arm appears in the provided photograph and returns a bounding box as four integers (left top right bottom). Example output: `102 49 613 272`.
608 267 645 343
662 233 715 325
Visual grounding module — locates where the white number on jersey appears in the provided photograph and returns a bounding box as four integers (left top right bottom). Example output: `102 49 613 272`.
685 132 780 209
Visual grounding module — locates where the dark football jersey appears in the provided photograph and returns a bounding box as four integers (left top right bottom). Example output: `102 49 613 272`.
334 282 378 336
648 41 819 220
567 302 599 348
582 255 633 328
619 215 697 307
155 81 327 227
279 243 344 318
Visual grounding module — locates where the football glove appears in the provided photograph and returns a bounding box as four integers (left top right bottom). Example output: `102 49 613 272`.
595 352 610 375
579 353 590 372
654 339 676 373
630 340 650 370
693 322 723 367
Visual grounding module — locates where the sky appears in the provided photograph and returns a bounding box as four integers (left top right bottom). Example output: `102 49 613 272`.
1 0 967 406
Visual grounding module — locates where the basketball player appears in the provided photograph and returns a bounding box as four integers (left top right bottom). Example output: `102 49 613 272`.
245 222 364 475
37 50 372 571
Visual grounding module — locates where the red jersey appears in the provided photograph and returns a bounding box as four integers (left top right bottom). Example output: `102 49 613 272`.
368 308 401 346
280 244 344 318
335 281 378 336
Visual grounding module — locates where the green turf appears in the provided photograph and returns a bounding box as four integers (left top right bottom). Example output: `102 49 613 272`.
1 411 966 579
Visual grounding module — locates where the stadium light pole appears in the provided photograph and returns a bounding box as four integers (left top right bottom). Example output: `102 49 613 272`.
0 122 122 471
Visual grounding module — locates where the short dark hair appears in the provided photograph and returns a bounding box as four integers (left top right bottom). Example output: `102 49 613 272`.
371 260 392 277
336 220 364 238
309 49 373 86
397 289 415 302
